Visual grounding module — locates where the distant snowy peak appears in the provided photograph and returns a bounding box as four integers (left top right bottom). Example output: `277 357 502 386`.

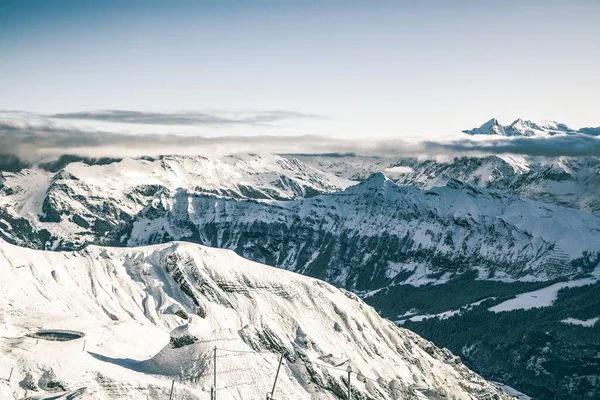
536 120 573 133
463 118 506 136
463 118 587 137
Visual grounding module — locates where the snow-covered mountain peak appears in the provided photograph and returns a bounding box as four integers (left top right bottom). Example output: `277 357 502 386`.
360 171 390 187
506 118 539 136
464 118 579 137
463 118 506 136
343 172 415 200
537 119 573 132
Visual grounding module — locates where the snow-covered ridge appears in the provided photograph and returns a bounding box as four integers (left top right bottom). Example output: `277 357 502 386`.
0 153 353 249
0 153 352 218
0 239 511 399
463 118 598 137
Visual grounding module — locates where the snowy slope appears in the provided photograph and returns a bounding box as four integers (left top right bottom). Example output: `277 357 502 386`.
0 239 510 400
488 277 598 312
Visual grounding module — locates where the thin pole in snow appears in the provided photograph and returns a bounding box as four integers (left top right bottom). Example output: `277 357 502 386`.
346 365 352 400
213 346 217 400
270 352 284 399
8 367 13 382
168 379 175 400
82 340 86 352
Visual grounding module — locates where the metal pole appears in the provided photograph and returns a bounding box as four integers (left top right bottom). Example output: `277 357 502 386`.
82 340 86 352
168 379 175 400
346 365 352 400
270 352 284 398
213 346 217 400
8 367 13 382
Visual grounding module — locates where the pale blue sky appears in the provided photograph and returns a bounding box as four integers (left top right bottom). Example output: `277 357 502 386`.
1 0 599 138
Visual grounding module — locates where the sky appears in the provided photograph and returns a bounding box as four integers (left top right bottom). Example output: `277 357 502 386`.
1 0 600 140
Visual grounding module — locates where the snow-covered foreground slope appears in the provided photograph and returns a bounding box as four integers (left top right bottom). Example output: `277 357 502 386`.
0 240 511 400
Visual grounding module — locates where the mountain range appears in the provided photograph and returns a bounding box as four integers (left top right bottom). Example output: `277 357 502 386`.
463 118 600 137
1 119 600 399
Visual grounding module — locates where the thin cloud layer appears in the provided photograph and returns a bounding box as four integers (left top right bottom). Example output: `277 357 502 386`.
49 110 321 126
1 113 599 162
421 135 600 158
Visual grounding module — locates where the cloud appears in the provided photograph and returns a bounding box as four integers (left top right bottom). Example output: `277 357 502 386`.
1 112 599 163
579 127 600 136
420 134 600 157
0 118 360 161
48 110 321 126
384 166 415 175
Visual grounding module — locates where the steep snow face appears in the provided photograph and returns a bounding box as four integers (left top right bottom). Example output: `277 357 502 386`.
124 174 600 288
0 240 510 400
463 118 582 137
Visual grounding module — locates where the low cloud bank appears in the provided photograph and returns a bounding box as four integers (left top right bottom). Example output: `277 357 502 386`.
1 112 599 162
421 134 600 157
49 110 321 126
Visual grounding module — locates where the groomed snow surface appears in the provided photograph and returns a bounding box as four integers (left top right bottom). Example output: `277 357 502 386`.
0 239 511 400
